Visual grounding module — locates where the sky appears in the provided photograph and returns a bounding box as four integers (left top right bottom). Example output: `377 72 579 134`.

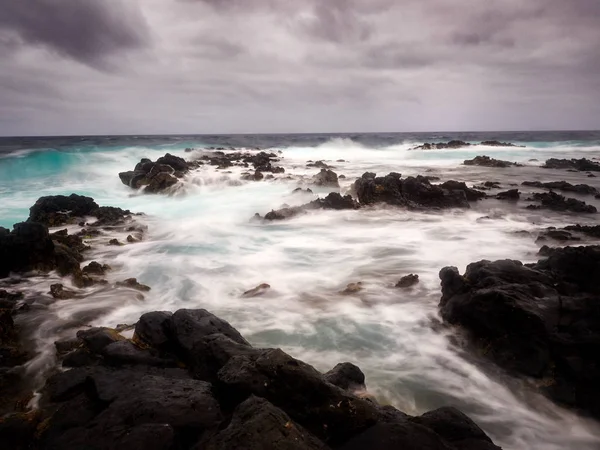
1 0 599 136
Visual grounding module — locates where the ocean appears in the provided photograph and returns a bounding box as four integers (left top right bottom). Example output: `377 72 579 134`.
1 130 600 449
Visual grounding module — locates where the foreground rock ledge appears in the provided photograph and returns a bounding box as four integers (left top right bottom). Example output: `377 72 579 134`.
439 245 600 420
3 308 500 449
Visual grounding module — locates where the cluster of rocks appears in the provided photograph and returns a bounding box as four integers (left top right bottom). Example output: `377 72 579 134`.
463 156 522 168
0 194 141 287
353 172 473 209
119 153 194 193
526 192 597 214
258 193 359 221
439 245 600 419
522 180 599 197
0 308 501 449
412 140 523 150
543 158 600 172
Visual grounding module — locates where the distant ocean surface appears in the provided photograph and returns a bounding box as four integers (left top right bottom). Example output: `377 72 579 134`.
1 130 600 450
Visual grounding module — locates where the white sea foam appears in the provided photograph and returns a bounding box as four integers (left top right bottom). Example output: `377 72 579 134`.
2 139 600 449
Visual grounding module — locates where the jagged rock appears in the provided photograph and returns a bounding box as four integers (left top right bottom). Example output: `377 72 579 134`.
526 192 596 213
242 283 271 298
438 181 485 201
197 396 328 450
324 363 366 391
37 307 499 449
119 153 191 193
564 224 600 238
241 170 264 181
82 261 110 275
107 238 122 246
496 189 520 200
412 140 470 150
522 180 598 195
50 283 76 300
28 194 99 227
463 156 521 168
116 278 151 291
543 158 600 171
313 169 339 187
76 327 125 354
353 173 469 209
396 274 419 288
439 246 600 418
264 207 305 221
0 222 56 278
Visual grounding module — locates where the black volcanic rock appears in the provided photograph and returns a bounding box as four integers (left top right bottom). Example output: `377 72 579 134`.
522 180 598 196
438 181 486 201
119 153 193 193
526 192 597 213
463 155 521 168
0 222 56 278
262 193 358 221
28 194 99 227
353 172 470 209
313 169 339 187
439 246 600 418
412 140 470 150
543 158 600 172
496 189 520 200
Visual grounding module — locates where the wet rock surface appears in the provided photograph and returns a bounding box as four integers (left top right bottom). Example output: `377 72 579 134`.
526 192 597 213
353 172 470 209
439 246 600 419
119 153 195 193
463 156 521 168
543 158 600 172
522 180 598 196
12 307 501 449
261 193 359 221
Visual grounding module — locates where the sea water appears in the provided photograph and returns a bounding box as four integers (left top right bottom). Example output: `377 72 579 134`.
1 131 600 449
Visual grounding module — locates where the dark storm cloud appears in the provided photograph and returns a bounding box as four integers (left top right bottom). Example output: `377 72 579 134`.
0 0 599 135
0 0 150 67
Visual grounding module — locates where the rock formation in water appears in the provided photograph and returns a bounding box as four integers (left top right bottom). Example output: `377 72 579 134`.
412 140 523 150
521 180 598 196
463 156 522 168
543 158 600 172
0 308 500 449
119 153 193 193
260 193 359 221
526 192 597 213
353 172 471 209
439 245 600 419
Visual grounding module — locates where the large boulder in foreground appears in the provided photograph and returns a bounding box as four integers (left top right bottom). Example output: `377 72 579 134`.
353 172 470 209
28 194 99 227
439 245 600 419
32 307 499 449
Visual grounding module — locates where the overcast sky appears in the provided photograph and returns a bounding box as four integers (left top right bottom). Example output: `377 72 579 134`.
1 0 599 136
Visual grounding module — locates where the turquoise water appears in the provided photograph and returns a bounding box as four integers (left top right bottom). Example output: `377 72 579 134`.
2 133 600 450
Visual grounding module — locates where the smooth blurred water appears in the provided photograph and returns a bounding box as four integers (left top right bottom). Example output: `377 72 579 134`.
1 132 600 449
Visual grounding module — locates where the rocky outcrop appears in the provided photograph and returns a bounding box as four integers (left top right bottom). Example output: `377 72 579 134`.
563 224 600 238
439 246 600 418
119 153 195 193
0 222 57 278
438 181 486 201
261 193 359 221
496 189 520 200
396 274 419 288
522 181 598 196
463 156 521 168
526 192 597 213
543 158 600 172
313 169 340 187
28 194 99 227
412 140 470 150
353 172 470 209
412 140 523 150
23 307 499 449
479 140 524 147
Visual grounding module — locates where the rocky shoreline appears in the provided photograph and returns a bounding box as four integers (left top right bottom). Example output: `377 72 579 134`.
2 146 600 448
